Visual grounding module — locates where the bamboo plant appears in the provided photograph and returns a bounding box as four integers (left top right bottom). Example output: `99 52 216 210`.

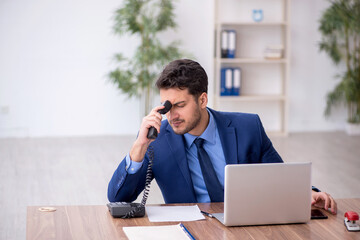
109 0 184 117
319 0 360 123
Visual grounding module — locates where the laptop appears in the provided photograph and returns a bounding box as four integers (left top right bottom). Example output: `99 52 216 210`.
213 162 312 226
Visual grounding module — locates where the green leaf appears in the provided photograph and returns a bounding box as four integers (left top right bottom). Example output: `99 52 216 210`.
108 69 138 97
319 0 360 123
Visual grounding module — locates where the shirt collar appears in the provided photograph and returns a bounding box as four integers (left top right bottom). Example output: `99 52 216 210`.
184 108 217 149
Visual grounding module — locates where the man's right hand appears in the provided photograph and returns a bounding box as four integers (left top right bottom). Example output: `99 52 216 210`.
129 105 166 162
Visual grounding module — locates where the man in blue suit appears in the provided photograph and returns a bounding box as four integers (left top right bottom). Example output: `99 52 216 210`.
108 59 337 214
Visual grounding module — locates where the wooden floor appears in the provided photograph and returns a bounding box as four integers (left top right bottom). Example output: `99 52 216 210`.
0 132 359 240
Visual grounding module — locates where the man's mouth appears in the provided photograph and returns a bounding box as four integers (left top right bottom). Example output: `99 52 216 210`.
171 119 184 127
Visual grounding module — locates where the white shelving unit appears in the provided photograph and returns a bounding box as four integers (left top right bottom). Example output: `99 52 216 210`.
214 0 290 136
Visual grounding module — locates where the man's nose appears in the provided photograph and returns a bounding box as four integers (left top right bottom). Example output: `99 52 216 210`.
168 109 179 121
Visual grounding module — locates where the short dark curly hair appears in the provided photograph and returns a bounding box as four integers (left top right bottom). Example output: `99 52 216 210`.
156 59 208 98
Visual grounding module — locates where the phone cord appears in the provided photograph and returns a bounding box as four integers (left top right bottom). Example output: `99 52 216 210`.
122 146 154 218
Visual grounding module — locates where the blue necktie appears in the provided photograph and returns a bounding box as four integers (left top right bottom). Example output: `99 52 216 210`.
194 138 224 202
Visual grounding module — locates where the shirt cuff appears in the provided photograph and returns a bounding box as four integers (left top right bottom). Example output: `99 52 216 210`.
125 153 144 174
312 186 321 192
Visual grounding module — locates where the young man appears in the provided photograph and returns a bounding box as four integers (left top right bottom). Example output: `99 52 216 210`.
108 59 337 214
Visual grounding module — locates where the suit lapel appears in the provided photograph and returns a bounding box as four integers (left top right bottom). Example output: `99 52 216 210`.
210 109 238 165
165 124 196 199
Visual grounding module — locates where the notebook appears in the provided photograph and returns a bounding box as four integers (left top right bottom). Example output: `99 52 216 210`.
213 162 312 226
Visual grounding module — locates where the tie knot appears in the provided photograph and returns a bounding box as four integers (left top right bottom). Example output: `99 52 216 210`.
194 138 205 148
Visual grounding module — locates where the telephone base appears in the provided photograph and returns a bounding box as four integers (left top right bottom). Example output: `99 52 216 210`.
107 202 145 218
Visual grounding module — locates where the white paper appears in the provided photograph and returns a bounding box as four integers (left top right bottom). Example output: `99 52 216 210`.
123 224 190 240
146 205 205 222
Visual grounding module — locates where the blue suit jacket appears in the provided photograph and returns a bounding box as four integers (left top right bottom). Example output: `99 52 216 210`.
108 108 283 203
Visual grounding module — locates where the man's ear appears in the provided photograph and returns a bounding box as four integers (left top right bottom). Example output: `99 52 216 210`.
198 92 208 108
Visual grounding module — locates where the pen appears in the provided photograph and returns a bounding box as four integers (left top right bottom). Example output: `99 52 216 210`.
201 210 214 218
179 223 196 240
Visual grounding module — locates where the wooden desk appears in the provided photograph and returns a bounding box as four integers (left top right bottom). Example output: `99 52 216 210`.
27 199 360 240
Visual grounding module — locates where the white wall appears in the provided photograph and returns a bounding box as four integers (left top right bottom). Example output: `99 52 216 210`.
289 0 347 131
0 0 139 137
0 0 346 138
0 0 214 137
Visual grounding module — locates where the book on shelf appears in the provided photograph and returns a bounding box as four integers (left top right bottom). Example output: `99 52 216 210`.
221 30 236 59
264 45 284 59
221 30 228 58
220 67 241 96
232 68 241 96
228 30 236 58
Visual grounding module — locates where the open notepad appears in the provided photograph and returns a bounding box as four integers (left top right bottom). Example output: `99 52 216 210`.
123 223 194 240
146 205 205 222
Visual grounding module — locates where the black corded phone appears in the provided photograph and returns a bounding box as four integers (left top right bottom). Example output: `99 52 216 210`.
107 100 172 218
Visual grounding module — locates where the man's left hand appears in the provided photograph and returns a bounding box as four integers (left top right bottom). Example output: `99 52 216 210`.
311 191 337 214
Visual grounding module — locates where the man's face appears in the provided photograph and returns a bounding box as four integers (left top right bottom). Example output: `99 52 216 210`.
160 88 206 135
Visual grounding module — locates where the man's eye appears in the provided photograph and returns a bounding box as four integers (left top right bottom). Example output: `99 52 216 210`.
177 104 185 108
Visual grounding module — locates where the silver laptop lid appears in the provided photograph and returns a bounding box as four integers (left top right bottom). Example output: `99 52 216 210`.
222 162 312 226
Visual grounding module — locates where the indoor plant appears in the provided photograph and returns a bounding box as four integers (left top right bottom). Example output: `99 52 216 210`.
319 0 360 134
109 0 184 117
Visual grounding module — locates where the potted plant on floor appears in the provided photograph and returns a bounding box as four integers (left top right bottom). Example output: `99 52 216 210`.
108 0 185 118
319 0 360 135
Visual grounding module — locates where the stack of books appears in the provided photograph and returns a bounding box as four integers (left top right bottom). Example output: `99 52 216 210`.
264 45 284 59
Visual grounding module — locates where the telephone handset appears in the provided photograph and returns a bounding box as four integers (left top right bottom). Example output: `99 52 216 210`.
107 101 172 218
147 100 172 139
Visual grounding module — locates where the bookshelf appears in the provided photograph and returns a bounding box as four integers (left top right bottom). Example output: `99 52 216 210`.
214 0 290 135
